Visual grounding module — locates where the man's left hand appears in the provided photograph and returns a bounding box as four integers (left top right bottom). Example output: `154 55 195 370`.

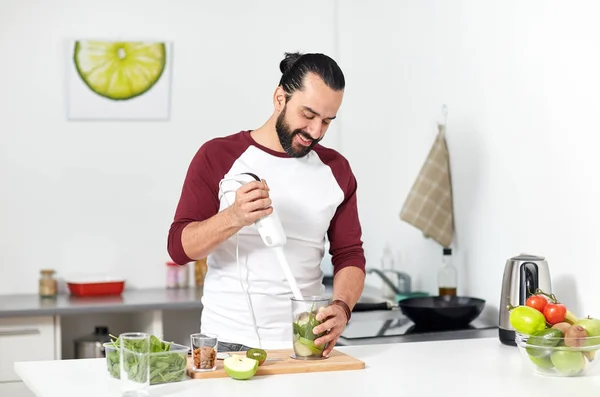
312 304 349 357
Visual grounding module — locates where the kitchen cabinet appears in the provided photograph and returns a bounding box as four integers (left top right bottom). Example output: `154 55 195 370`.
0 316 57 382
0 316 56 397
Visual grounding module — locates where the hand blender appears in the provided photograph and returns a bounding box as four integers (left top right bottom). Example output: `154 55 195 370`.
218 172 304 300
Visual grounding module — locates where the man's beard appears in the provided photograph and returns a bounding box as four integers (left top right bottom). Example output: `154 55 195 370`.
275 107 320 158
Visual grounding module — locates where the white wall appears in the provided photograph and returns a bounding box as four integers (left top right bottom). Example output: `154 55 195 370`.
2 0 599 324
339 0 600 319
0 0 339 294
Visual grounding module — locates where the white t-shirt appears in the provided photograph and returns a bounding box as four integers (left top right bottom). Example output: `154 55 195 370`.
168 130 365 349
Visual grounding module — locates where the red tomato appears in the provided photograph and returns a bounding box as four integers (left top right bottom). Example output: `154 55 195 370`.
526 295 548 313
543 303 567 325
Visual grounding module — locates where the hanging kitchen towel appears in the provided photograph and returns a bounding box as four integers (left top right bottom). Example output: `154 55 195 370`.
400 123 454 247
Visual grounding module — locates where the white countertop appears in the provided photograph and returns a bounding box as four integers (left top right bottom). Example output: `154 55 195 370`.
14 337 600 397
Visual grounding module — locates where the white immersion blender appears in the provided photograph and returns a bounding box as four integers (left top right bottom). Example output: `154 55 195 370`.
218 172 304 301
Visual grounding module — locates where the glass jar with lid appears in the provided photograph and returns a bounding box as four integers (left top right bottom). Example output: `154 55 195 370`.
177 262 189 288
166 261 179 288
166 261 191 288
39 269 58 298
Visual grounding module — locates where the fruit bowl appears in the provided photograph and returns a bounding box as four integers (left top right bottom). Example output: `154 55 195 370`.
515 331 600 377
507 288 600 377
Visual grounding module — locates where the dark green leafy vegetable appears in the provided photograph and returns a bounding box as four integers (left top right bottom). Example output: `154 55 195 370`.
105 334 187 385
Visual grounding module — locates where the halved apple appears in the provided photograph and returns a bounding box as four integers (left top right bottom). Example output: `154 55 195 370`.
223 355 259 380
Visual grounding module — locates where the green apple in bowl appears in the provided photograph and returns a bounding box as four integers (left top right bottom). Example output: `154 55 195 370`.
550 350 586 376
574 317 600 361
575 317 600 337
223 355 259 380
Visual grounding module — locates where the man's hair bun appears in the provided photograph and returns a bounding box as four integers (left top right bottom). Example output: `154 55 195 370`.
279 52 303 74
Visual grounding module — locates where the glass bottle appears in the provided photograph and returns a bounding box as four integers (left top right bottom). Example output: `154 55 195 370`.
381 243 399 299
438 248 457 296
39 269 58 298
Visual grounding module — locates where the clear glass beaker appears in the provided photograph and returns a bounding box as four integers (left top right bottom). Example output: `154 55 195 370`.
291 296 330 360
119 332 150 397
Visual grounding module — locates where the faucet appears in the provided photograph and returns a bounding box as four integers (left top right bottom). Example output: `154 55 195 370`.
367 268 412 295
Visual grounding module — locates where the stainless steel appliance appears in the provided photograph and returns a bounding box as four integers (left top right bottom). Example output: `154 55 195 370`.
74 326 112 358
498 254 552 346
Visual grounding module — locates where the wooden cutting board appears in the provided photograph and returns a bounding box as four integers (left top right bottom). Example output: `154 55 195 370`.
186 349 365 379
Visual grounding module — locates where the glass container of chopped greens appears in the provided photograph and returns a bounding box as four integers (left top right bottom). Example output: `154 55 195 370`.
104 334 188 385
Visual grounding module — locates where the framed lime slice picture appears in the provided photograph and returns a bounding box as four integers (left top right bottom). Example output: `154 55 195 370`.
73 41 167 101
66 39 172 121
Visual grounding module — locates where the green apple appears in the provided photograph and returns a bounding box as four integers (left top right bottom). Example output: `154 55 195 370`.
294 339 316 357
550 350 586 376
294 337 325 358
575 317 600 337
575 317 600 356
223 356 258 380
529 354 554 369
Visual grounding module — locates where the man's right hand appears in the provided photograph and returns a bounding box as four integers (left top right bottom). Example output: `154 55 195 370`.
227 180 273 227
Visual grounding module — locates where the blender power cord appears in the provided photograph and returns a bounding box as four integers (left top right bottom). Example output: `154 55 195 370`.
219 184 262 350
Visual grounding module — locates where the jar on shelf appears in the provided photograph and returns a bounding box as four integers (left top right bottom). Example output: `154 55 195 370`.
194 258 208 287
166 261 179 289
39 269 57 298
177 262 189 288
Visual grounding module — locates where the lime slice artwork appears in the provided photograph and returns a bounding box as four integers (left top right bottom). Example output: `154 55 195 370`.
73 41 167 101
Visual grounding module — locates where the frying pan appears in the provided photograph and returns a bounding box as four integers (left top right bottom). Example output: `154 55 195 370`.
398 296 486 330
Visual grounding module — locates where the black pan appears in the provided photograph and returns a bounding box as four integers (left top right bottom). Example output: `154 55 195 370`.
398 296 486 330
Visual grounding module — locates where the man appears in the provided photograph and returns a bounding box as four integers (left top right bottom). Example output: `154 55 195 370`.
167 52 366 357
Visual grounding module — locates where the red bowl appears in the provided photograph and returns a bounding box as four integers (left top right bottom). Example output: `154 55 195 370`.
66 277 125 297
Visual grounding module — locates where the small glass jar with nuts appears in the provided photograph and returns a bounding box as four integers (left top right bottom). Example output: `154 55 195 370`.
190 333 218 372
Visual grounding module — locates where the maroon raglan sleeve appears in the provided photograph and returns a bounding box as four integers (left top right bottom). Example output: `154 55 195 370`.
167 143 221 265
323 151 366 276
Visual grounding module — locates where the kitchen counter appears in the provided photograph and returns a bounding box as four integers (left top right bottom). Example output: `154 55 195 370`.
0 288 204 318
0 283 397 319
14 337 600 397
0 283 429 319
0 284 368 318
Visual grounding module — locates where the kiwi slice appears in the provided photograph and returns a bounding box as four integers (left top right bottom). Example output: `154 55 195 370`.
246 348 267 365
